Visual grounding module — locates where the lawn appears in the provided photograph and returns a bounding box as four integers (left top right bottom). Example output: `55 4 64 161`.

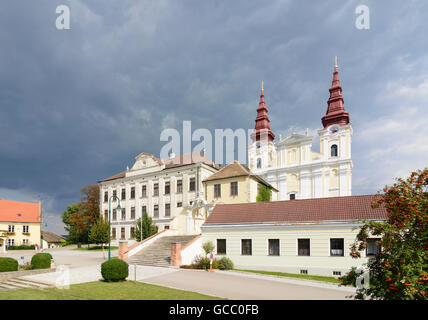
234 269 340 284
0 281 224 300
73 245 118 251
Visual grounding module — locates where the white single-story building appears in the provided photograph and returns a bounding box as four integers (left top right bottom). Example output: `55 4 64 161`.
201 195 387 277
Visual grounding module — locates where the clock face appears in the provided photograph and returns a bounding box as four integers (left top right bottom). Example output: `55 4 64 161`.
330 126 339 134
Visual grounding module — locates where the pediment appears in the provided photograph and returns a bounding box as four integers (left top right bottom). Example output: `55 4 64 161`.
131 152 162 171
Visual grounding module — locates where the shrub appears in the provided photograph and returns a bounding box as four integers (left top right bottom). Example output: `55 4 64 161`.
202 241 215 256
7 245 35 250
101 258 129 282
31 253 52 270
191 255 220 270
218 257 234 270
0 257 19 272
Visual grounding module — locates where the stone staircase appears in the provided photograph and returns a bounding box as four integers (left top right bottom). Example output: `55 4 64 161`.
0 278 53 291
127 235 196 267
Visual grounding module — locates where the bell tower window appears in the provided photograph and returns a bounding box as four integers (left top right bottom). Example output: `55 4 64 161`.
331 144 338 157
257 158 262 169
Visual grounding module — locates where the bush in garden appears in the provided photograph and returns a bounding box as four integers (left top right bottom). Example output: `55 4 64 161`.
101 258 129 282
31 253 52 269
218 257 234 270
7 245 35 250
0 257 19 272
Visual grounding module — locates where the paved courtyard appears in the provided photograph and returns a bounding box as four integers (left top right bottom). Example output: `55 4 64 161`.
4 247 356 299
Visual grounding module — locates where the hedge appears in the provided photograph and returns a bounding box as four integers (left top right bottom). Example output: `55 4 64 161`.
218 257 234 270
31 253 52 270
0 257 19 272
7 245 35 250
101 258 129 282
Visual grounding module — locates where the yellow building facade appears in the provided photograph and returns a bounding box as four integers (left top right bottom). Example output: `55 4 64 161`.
0 200 42 252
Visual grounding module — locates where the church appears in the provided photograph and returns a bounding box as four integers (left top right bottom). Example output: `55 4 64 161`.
248 59 353 201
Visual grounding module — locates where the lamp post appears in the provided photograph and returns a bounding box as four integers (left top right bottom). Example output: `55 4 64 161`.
84 219 90 250
108 195 121 260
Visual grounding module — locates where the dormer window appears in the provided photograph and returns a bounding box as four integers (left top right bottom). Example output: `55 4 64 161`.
331 144 338 157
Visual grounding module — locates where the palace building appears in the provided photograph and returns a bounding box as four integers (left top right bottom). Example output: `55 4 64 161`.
248 60 353 201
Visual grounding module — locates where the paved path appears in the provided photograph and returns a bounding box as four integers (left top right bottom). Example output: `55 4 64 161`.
141 269 356 300
22 265 179 286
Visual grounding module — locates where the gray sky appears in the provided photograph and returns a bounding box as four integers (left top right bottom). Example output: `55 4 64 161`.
0 1 427 234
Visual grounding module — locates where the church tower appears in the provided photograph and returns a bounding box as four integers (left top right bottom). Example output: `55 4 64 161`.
248 82 277 171
318 57 353 196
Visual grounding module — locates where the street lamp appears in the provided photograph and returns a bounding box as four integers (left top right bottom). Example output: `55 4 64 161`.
108 195 121 260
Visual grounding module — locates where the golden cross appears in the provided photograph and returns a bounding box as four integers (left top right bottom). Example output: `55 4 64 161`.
334 56 338 71
261 80 264 91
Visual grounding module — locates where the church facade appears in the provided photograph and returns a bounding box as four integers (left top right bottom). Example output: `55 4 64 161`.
248 62 353 201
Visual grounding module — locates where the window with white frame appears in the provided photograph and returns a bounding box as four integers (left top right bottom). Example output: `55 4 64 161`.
330 238 344 256
23 225 29 233
268 239 280 256
7 239 15 247
8 225 15 233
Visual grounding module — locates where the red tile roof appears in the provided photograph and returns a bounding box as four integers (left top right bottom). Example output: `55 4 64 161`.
0 200 41 223
204 195 387 225
101 171 126 182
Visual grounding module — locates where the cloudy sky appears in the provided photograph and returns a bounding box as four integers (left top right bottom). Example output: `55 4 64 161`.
0 1 427 234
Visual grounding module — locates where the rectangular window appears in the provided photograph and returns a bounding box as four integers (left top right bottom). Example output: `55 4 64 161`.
23 226 29 233
130 187 135 199
330 238 344 256
366 238 381 256
22 239 29 245
230 181 238 196
165 204 171 217
130 227 135 239
154 183 159 196
8 225 14 233
289 194 296 200
217 239 226 255
7 239 15 247
121 188 126 200
142 185 147 198
131 207 136 220
298 239 310 256
121 208 126 220
121 228 125 240
177 180 183 193
112 209 117 221
113 190 117 201
112 228 116 239
241 239 252 256
104 210 108 221
164 182 170 195
189 178 196 191
142 206 147 215
104 191 108 202
154 205 159 218
177 202 182 207
214 184 221 198
268 239 280 256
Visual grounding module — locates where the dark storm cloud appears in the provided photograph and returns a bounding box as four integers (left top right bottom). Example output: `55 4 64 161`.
0 0 427 232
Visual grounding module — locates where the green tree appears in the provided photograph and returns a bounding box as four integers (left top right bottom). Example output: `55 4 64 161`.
135 213 158 242
62 203 85 244
202 241 215 257
256 184 271 202
90 218 109 246
340 168 428 300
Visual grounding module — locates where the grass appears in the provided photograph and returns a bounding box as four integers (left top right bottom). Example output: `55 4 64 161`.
0 281 225 300
73 245 118 251
234 269 340 284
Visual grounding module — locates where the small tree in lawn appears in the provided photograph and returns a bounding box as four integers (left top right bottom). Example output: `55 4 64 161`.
256 184 271 202
135 213 158 242
90 218 109 246
202 241 215 257
340 168 428 300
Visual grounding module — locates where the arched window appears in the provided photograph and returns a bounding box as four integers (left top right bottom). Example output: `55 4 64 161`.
257 158 262 169
331 144 338 157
